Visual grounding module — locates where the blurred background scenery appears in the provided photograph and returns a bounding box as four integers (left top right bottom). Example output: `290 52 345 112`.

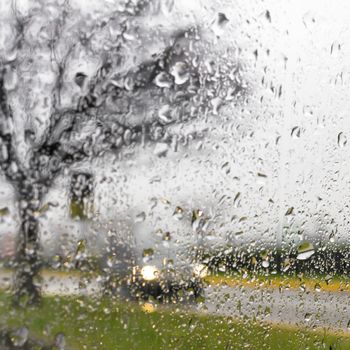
1 0 350 349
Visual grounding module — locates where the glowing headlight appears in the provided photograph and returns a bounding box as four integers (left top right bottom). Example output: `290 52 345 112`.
193 264 208 278
140 265 159 281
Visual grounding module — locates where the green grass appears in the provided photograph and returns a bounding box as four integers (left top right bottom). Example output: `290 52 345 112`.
0 291 350 350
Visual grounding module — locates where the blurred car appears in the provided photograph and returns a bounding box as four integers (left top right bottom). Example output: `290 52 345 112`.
98 219 209 301
127 262 208 302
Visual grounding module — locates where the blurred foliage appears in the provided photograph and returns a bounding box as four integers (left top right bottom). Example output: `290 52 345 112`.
199 243 350 277
69 200 87 220
0 207 9 217
142 248 155 258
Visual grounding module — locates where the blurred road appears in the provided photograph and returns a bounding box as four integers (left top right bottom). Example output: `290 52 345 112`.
200 284 350 332
0 269 100 296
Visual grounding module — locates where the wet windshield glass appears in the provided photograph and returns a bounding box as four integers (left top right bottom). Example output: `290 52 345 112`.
1 0 350 349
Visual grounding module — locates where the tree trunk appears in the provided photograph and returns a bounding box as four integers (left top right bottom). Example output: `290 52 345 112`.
13 191 42 306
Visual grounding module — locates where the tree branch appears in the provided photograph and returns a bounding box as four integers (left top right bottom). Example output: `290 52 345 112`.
29 24 243 183
0 67 26 188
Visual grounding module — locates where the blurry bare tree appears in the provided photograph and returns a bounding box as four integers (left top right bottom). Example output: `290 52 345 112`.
0 0 244 305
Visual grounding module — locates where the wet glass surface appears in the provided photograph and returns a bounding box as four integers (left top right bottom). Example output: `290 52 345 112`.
1 0 350 349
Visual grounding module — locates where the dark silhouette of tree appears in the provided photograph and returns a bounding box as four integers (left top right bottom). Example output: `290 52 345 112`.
0 0 244 305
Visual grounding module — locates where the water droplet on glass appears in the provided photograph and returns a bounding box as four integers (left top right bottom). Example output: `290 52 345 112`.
158 105 173 124
325 275 333 285
124 129 132 145
291 126 301 138
162 231 171 241
161 0 174 15
265 10 272 22
142 248 154 258
304 313 312 322
154 72 173 88
76 239 86 253
4 68 17 91
282 259 291 272
124 76 135 91
107 256 113 268
11 327 29 347
25 242 36 257
153 143 169 157
173 206 184 220
262 260 269 268
233 192 241 208
338 132 347 147
285 207 294 216
211 97 222 115
74 72 87 88
55 332 66 350
135 212 146 223
191 210 207 232
1 144 9 161
3 48 17 63
142 302 155 313
170 62 189 85
302 11 316 29
211 12 229 37
297 242 315 260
